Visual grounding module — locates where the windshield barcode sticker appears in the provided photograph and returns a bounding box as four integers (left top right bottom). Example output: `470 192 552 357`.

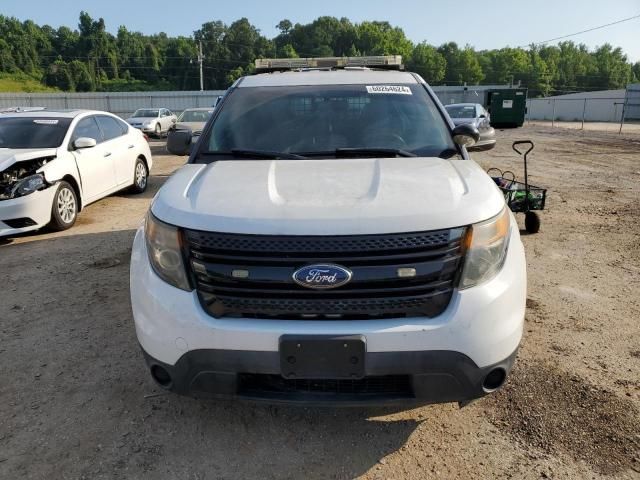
366 85 412 95
33 120 59 124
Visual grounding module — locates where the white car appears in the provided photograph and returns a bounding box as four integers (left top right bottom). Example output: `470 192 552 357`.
131 56 525 406
172 107 215 136
126 108 177 137
445 103 496 150
0 110 152 237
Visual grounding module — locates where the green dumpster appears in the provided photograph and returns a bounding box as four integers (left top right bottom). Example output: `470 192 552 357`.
487 88 527 127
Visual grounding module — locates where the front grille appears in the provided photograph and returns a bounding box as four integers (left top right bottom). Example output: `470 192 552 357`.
183 228 466 320
238 374 413 398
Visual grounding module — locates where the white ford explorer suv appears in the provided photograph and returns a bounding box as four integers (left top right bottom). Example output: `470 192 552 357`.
130 56 526 406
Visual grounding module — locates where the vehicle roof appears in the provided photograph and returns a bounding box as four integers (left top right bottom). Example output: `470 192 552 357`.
445 103 481 107
0 109 110 119
239 69 419 88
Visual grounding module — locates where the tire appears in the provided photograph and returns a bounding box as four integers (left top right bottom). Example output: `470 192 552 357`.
130 158 149 194
525 211 541 234
49 181 78 231
155 123 162 138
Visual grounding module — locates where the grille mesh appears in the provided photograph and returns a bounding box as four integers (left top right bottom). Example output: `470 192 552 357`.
238 374 413 397
185 229 459 254
202 292 451 319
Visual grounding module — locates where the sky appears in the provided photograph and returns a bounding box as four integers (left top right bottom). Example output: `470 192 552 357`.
2 0 639 62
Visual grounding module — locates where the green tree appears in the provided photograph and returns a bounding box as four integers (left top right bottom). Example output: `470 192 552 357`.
439 43 483 84
356 21 413 59
591 44 633 89
279 44 299 58
77 11 119 84
408 43 446 83
276 19 293 35
162 37 199 90
633 62 640 82
44 60 74 90
527 46 552 96
195 20 231 89
480 48 531 84
68 60 94 91
0 38 17 72
0 12 637 94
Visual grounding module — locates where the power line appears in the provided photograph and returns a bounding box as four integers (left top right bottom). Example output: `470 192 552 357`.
519 13 640 48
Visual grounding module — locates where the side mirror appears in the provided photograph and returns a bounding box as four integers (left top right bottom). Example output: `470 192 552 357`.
171 118 176 123
73 137 97 150
167 129 193 156
452 124 480 148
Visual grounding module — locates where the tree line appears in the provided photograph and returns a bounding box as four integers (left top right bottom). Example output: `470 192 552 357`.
1 12 638 96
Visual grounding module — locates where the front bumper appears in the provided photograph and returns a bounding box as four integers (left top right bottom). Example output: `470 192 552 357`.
141 345 518 406
0 186 56 237
130 221 526 405
130 125 155 133
473 127 496 151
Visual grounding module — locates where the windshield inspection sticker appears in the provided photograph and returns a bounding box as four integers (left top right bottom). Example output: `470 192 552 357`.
33 119 59 124
367 85 412 95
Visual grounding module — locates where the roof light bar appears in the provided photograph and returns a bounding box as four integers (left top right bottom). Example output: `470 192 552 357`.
255 55 404 73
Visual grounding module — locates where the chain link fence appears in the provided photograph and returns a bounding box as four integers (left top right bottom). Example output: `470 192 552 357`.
526 85 640 133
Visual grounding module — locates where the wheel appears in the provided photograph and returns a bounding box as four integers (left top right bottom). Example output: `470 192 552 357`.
130 158 148 194
525 211 540 234
155 123 161 138
49 181 78 231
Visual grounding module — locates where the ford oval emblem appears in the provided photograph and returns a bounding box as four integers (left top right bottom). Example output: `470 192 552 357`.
293 264 353 290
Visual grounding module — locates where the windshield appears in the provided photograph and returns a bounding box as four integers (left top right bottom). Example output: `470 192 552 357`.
203 84 455 159
445 105 477 119
179 109 214 123
0 117 72 148
132 109 159 118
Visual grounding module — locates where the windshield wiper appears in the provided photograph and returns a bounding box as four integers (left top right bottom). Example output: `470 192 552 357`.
200 149 307 160
200 148 418 160
230 149 307 159
436 148 460 159
334 148 416 158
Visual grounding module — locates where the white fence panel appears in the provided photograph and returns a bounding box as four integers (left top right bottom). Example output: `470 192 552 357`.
0 90 226 118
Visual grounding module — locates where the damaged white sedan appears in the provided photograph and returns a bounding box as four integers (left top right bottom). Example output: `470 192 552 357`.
0 110 152 237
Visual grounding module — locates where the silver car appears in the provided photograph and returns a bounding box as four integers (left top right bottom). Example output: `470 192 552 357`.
444 103 495 150
173 107 214 136
126 108 177 137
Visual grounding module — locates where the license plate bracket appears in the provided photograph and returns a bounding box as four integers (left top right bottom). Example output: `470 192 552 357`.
279 335 366 379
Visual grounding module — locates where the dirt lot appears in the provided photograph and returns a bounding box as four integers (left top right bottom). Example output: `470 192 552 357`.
1 127 639 479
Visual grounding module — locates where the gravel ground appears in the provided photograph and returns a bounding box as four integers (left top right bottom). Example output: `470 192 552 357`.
1 127 639 479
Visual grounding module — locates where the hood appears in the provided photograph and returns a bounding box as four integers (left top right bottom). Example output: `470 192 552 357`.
0 148 57 172
127 117 156 123
175 121 206 133
151 157 505 236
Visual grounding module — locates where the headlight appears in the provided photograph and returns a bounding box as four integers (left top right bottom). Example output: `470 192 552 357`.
11 174 47 198
459 207 511 289
144 212 191 291
143 121 153 127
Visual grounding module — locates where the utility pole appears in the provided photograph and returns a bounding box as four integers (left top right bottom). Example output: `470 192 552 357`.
198 41 204 92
